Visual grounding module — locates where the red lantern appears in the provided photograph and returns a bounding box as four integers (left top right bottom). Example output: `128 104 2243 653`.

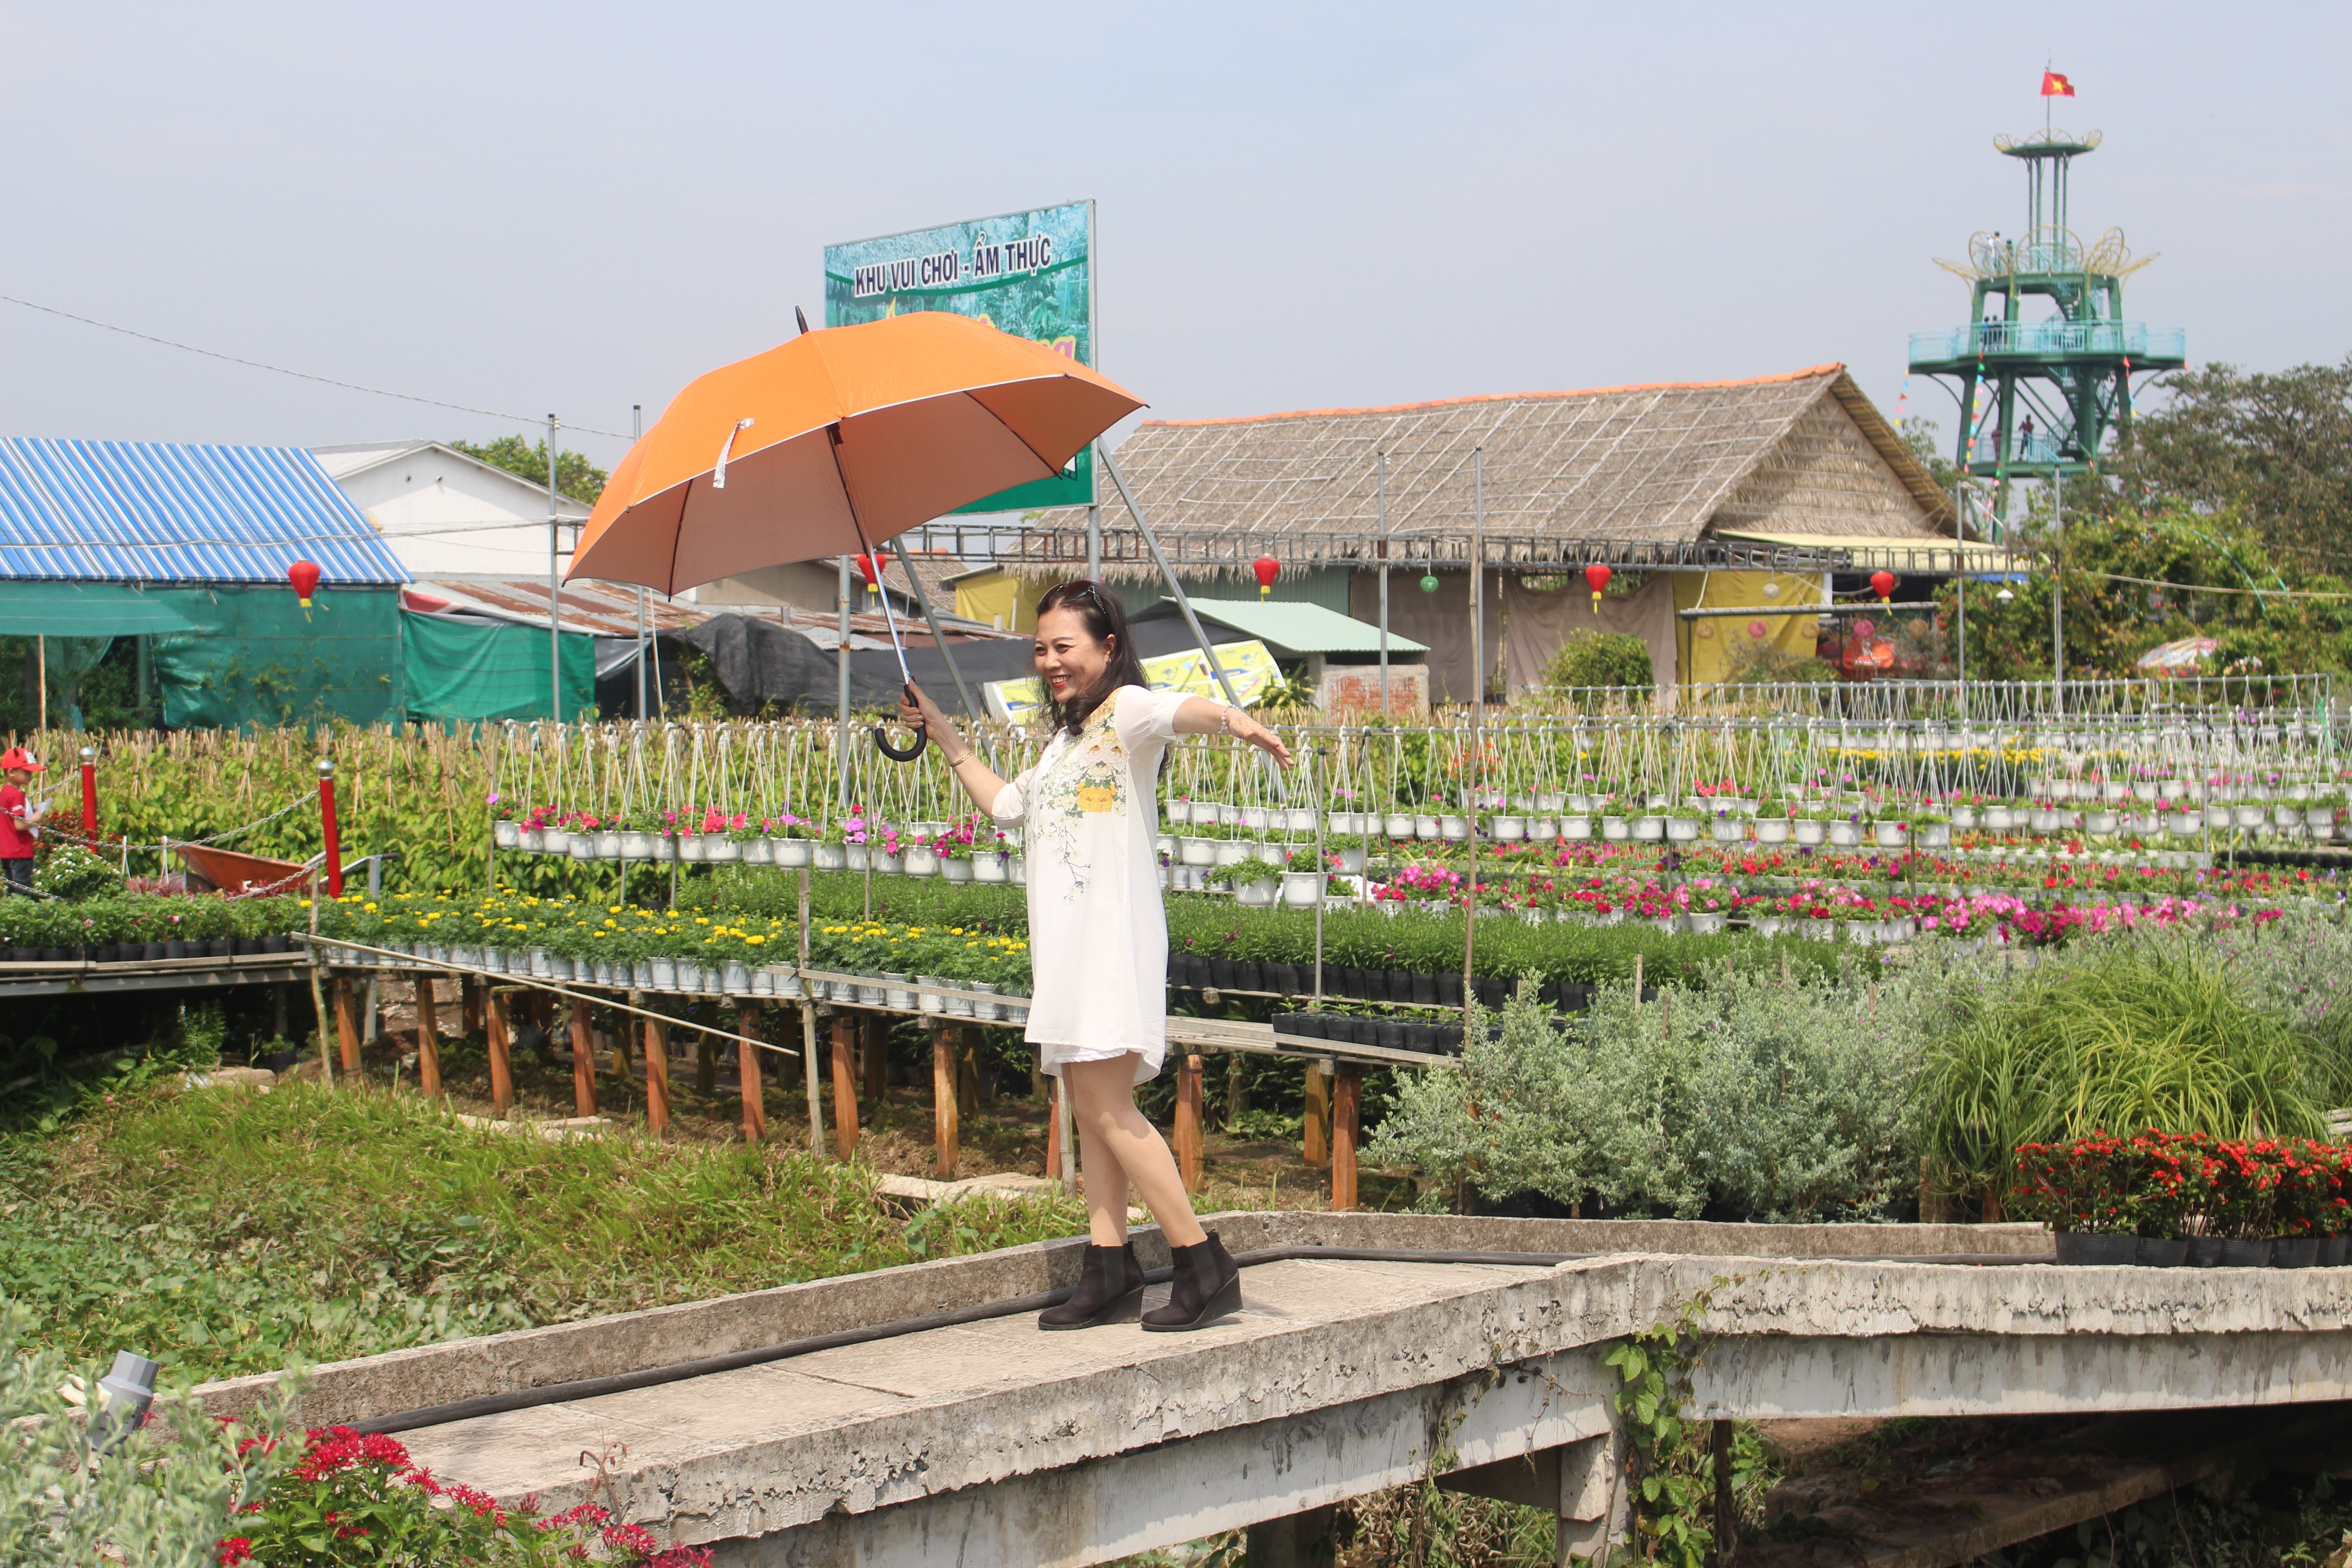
1870 570 1896 603
1584 562 1612 614
854 554 881 591
288 559 321 609
1252 555 1280 598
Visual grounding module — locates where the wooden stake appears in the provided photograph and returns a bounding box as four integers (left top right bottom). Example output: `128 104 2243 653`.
736 1001 765 1145
1303 1058 1332 1169
956 1035 980 1118
462 975 483 1036
568 997 596 1117
695 1004 716 1096
486 989 513 1115
333 979 362 1077
1175 1054 1204 1193
642 1014 670 1136
413 976 441 1098
931 1023 960 1178
829 1014 858 1160
965 1025 990 1105
1332 1064 1361 1213
799 1000 824 1155
862 1013 888 1102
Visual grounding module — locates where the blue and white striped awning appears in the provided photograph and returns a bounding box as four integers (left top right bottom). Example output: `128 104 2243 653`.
0 438 410 585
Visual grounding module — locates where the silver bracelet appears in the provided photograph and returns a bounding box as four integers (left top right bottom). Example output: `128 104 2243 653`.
1220 706 1234 735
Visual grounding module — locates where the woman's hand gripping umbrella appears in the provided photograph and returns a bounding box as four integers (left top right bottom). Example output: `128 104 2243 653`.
565 309 1145 760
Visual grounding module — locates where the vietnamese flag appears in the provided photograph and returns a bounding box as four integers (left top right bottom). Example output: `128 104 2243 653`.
2041 69 2076 97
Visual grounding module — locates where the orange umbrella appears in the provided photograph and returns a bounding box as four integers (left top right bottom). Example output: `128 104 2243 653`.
568 311 1144 594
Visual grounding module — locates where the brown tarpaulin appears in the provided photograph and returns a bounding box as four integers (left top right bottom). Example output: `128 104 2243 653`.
1502 573 1677 701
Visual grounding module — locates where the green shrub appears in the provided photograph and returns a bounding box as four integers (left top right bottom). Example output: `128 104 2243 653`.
1926 943 2328 1200
35 843 120 901
1543 630 1653 692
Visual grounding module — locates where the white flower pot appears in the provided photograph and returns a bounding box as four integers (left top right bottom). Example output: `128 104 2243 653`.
1666 818 1702 843
871 853 903 875
679 836 708 862
751 967 775 995
1491 816 1527 842
1213 840 1250 867
1754 818 1791 844
723 961 752 994
632 960 656 990
1180 837 1218 867
1529 817 1558 840
904 847 941 877
1601 817 1630 841
1281 871 1324 906
1949 807 1978 830
653 835 678 862
1827 822 1862 847
1335 846 1367 874
1385 813 1416 839
881 971 916 1009
1688 913 1726 934
1918 824 1951 848
1562 816 1593 840
968 980 1001 1022
2234 806 2266 829
1284 808 1317 833
813 844 848 870
1009 857 1026 884
494 820 521 849
1710 818 1745 843
1749 916 1785 936
543 829 572 853
1633 816 1665 841
1239 806 1271 830
593 831 623 859
1413 814 1442 839
1872 822 1908 849
843 844 870 871
675 960 706 992
2204 807 2233 830
973 855 1009 883
619 831 656 858
706 838 741 862
650 956 676 990
941 858 974 883
1793 820 1828 845
743 838 775 865
1235 877 1279 907
1984 808 2015 832
2082 810 2117 836
516 828 545 853
771 968 804 1000
1439 815 1471 841
775 839 812 867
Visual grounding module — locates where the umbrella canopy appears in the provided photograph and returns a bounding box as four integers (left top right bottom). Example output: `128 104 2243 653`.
569 313 1143 595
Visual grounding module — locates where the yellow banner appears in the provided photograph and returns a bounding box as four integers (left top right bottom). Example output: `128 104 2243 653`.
983 640 1279 724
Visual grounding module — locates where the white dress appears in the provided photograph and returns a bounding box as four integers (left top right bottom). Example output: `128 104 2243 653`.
989 684 1188 1084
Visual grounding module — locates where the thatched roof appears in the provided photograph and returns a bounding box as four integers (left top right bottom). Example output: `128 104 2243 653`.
998 364 1974 576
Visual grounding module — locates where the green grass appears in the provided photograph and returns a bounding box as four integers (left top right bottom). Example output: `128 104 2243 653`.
1928 944 2329 1196
0 1080 1085 1382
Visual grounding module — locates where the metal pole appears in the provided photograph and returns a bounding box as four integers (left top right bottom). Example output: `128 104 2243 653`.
1463 446 1482 1034
1087 475 1101 580
1101 446 1244 708
837 557 854 813
2051 470 2064 718
633 404 648 721
1377 450 1389 716
548 415 562 724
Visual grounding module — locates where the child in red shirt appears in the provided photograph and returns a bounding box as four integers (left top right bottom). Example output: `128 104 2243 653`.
0 747 44 895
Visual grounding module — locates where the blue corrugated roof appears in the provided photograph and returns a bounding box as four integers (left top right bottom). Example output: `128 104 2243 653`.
0 438 410 585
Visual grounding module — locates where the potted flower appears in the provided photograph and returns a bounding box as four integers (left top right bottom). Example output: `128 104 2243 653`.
1279 845 1325 908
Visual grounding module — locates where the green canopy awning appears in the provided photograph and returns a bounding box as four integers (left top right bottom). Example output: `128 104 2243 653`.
0 581 199 635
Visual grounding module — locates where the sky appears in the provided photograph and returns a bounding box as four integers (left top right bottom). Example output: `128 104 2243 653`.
2 2 2347 475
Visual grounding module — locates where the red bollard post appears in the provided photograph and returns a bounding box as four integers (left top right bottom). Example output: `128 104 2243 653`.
78 746 96 840
317 757 343 899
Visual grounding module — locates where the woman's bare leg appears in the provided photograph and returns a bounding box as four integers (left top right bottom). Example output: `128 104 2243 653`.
1064 1056 1208 1248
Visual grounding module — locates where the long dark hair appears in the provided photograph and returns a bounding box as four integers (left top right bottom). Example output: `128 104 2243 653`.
1034 579 1147 735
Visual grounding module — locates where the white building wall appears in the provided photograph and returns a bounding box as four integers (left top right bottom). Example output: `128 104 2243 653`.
314 444 590 579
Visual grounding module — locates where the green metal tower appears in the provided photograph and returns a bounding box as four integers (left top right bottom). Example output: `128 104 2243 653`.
1908 123 2184 526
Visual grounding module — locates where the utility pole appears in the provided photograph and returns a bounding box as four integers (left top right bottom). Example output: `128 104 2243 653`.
547 415 562 725
1376 450 1389 716
837 556 854 813
1463 446 1483 1035
2051 470 2065 716
632 405 648 720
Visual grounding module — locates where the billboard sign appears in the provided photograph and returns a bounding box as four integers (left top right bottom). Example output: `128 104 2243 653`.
824 200 1096 514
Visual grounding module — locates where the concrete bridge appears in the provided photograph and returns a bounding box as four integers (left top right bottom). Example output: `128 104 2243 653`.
192 1213 2352 1566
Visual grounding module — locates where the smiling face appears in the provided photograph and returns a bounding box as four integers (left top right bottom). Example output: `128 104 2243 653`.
1033 604 1115 705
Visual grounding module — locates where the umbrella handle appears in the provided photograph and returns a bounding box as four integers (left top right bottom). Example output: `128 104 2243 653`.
874 703 928 762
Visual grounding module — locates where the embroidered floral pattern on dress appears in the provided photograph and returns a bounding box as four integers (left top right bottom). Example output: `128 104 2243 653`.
1026 707 1131 902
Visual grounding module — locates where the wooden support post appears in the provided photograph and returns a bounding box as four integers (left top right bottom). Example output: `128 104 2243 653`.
462 975 483 1036
736 1002 766 1145
568 997 596 1117
1175 1054 1204 1194
642 1014 671 1136
862 1013 888 1102
613 995 637 1083
485 989 513 1115
695 1004 717 1096
333 979 363 1077
966 1025 993 1104
829 1014 858 1160
800 1000 824 1154
931 1023 960 1178
1303 1058 1332 1168
1044 1068 1064 1185
956 1033 980 1118
413 976 441 1098
1225 1052 1248 1124
1331 1063 1361 1213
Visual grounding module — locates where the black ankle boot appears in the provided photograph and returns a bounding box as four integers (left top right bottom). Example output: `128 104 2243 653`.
1037 1242 1146 1331
1142 1231 1241 1332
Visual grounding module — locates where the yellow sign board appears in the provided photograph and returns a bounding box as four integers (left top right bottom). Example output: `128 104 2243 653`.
983 640 1279 724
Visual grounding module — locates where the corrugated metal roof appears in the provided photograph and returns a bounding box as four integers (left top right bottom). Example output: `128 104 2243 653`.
0 439 411 585
403 575 1021 649
1138 597 1430 657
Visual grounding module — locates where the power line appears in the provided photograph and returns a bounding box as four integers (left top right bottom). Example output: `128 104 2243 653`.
0 292 630 440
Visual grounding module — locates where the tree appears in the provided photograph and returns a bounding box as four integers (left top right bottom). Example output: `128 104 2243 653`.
1544 630 1653 692
1901 415 1964 494
2105 356 2352 564
1938 502 2352 680
448 436 609 505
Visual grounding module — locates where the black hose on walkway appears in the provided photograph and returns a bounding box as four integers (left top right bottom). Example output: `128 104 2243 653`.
351 1244 2050 1436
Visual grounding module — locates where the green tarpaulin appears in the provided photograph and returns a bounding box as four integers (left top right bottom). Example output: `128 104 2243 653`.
0 582 198 635
147 586 403 728
401 610 594 723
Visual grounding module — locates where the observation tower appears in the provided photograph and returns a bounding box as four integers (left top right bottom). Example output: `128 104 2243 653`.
1907 117 2184 528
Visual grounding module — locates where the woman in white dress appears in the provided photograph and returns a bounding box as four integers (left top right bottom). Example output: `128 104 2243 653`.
898 581 1292 1331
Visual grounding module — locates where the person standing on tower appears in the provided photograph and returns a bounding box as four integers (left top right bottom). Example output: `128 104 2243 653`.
897 581 1292 1333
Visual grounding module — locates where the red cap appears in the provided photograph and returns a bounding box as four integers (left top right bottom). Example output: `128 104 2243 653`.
1 747 44 773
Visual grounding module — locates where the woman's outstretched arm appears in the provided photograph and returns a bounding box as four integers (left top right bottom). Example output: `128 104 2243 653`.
1170 696 1293 768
